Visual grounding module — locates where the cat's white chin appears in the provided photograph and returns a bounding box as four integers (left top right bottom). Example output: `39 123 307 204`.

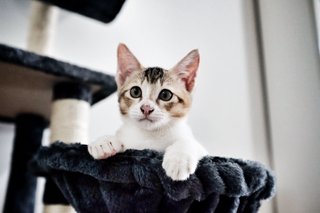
134 117 169 131
137 119 163 131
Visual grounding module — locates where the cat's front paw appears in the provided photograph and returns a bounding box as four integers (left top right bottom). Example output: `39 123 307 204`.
162 152 198 181
88 135 123 160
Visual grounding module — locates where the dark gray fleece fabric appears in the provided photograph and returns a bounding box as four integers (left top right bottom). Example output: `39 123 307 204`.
37 0 126 23
31 142 276 213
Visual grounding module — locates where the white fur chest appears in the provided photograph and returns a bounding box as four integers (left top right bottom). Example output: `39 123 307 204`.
116 120 194 151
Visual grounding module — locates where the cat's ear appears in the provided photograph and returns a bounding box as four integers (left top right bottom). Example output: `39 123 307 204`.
172 49 200 92
117 43 142 87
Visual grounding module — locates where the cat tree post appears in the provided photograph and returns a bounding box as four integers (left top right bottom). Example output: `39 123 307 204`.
27 0 58 54
43 82 91 213
27 1 61 212
3 114 47 213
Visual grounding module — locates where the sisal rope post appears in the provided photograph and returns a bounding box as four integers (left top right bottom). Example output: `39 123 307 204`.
43 83 91 213
27 0 58 54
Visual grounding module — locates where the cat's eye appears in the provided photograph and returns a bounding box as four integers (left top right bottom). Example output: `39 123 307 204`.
130 86 142 98
158 89 173 101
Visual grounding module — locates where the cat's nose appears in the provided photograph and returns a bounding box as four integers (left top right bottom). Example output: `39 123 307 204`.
140 104 154 116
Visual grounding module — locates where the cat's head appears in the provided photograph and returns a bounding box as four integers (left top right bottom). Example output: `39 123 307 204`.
116 43 200 131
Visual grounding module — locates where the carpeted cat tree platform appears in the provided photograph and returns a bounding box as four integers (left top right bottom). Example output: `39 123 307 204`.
31 142 276 213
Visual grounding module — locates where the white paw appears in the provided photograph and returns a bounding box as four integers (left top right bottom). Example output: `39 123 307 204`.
88 136 123 160
162 152 198 181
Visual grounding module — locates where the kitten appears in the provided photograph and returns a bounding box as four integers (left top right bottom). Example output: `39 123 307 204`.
88 43 207 181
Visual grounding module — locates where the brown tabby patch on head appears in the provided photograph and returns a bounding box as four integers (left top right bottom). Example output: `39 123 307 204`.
143 67 165 84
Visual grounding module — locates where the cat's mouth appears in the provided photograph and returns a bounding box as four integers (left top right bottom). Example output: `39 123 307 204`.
139 117 154 123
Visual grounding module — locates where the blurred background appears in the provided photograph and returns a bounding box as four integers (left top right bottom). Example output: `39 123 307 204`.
0 0 319 212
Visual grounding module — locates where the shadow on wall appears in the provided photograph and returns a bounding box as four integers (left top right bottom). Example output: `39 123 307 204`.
0 124 14 174
0 123 14 211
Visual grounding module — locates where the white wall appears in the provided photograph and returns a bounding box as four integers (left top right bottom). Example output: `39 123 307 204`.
259 1 320 212
0 0 272 212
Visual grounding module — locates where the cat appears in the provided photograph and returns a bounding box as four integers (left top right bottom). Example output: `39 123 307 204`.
88 43 207 181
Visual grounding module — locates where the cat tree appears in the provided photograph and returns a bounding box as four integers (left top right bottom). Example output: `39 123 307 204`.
1 0 124 212
0 43 117 212
1 1 275 212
